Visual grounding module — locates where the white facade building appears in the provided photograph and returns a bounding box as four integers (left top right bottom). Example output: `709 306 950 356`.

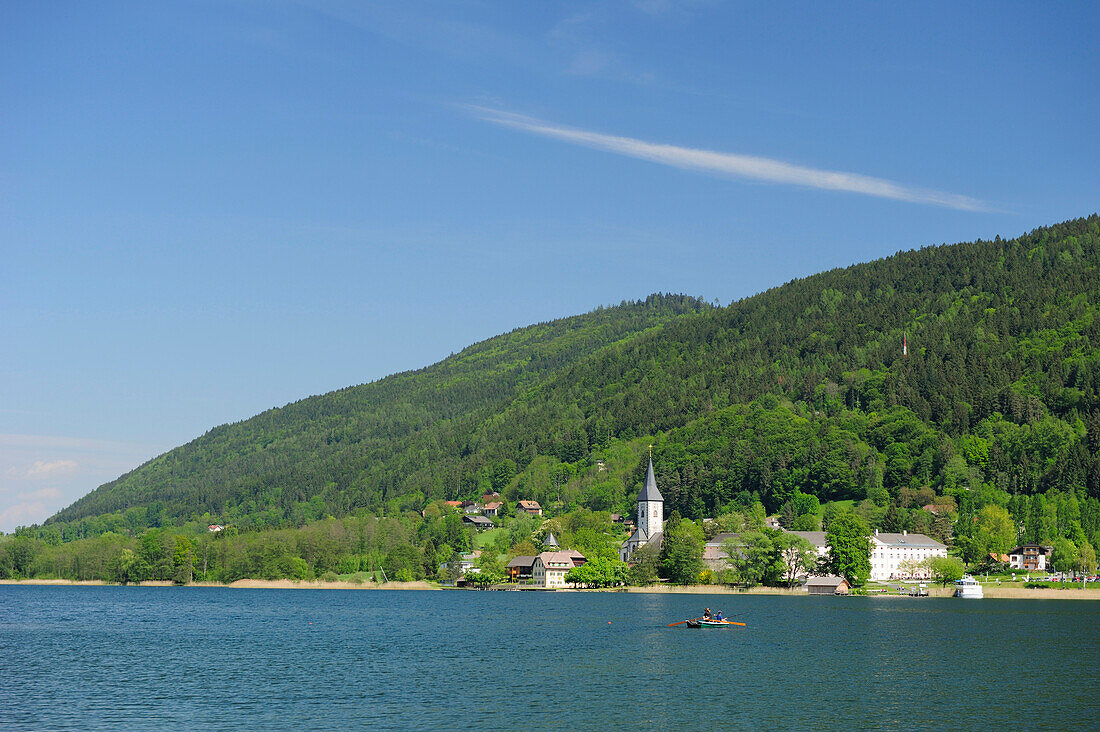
532 551 579 588
869 530 946 580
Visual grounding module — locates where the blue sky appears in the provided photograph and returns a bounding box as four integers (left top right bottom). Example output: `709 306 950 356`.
2 1 1097 530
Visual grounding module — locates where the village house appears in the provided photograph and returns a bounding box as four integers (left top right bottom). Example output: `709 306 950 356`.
481 501 503 517
462 515 495 531
517 500 543 516
462 501 481 514
1008 544 1053 572
784 531 830 561
207 524 225 533
532 550 585 588
480 492 501 503
869 530 947 580
444 500 462 510
441 551 481 578
703 532 741 570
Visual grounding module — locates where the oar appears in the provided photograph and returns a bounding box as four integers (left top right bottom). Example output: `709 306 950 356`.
667 617 699 627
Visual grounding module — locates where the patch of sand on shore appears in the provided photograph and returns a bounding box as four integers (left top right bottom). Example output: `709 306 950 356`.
0 579 108 586
224 578 438 591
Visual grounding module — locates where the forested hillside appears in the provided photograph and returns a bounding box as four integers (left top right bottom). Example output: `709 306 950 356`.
36 216 1100 548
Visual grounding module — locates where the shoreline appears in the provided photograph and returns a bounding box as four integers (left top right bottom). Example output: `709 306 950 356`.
3 578 1098 599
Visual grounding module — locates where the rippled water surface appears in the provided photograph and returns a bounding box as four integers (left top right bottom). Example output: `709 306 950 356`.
2 586 1097 730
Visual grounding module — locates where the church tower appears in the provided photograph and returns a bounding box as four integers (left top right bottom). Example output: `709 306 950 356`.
636 457 664 538
620 457 666 562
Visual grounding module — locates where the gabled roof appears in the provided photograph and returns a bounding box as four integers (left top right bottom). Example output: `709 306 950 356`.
638 458 664 503
507 555 536 568
1008 544 1053 555
518 500 542 510
535 551 583 568
544 532 560 548
806 575 849 588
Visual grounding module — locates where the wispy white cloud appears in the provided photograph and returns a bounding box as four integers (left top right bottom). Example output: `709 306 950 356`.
22 460 78 479
0 434 166 532
18 487 61 501
471 107 993 212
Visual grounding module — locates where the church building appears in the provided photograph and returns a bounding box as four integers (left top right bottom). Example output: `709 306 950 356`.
620 458 664 562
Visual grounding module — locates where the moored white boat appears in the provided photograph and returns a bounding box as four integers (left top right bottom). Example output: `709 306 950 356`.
954 575 984 598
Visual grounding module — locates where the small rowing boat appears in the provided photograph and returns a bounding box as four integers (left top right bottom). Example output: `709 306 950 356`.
685 618 746 628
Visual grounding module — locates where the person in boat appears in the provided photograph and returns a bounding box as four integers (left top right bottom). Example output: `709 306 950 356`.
703 607 711 620
714 611 723 622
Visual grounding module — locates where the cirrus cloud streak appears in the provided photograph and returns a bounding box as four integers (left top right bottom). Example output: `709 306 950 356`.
471 107 992 212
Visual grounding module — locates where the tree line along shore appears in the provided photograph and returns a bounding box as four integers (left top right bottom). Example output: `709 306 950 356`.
3 217 1099 594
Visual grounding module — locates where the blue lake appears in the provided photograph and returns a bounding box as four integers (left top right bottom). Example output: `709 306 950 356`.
1 585 1097 730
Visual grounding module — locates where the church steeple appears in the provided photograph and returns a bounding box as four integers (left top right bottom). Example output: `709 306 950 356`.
637 458 664 503
636 457 664 539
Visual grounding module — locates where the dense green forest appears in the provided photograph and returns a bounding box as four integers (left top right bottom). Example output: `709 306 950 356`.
4 216 1100 583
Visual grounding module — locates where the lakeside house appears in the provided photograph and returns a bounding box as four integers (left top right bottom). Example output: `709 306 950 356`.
785 530 830 560
1008 544 1053 571
532 550 585 588
507 556 536 581
441 551 481 577
805 575 850 595
703 532 742 570
517 500 543 517
869 530 946 580
482 501 503 517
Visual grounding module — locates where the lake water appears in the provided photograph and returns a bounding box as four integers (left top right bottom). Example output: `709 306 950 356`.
1 586 1097 730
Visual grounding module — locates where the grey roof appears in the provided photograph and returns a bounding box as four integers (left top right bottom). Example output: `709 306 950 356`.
637 458 664 503
544 532 560 548
706 532 743 547
463 515 494 526
506 556 536 568
785 530 828 548
622 527 664 551
806 575 848 587
872 532 945 548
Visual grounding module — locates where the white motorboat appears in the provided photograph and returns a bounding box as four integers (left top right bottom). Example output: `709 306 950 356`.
954 575 984 598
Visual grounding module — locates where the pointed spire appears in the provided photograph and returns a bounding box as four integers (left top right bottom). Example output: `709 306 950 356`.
638 457 664 503
544 532 560 548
